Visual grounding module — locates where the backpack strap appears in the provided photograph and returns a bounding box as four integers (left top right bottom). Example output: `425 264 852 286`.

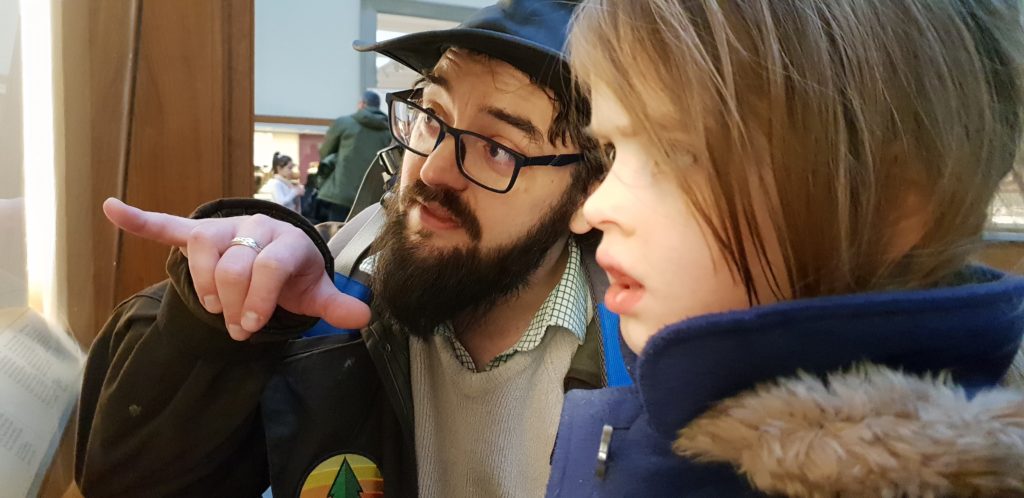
303 203 385 338
344 144 401 222
326 144 399 275
575 232 635 387
328 202 386 277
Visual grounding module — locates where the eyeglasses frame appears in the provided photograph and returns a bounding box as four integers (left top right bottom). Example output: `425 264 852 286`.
385 88 582 194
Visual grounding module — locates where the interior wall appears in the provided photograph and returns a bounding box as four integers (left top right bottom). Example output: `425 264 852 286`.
255 0 478 121
254 0 361 120
254 130 301 168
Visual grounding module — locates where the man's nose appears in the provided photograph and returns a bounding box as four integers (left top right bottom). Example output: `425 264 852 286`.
419 134 469 192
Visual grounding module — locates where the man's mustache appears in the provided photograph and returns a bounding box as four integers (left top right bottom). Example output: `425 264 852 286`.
404 180 483 242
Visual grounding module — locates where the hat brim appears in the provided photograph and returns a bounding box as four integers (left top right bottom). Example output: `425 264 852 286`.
354 28 573 99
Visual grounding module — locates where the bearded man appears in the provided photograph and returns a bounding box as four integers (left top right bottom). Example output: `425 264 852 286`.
74 1 614 497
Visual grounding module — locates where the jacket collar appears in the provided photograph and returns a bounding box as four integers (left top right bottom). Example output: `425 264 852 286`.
673 364 1024 496
636 265 1024 440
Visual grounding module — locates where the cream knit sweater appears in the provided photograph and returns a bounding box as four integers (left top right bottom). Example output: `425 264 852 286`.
410 330 579 498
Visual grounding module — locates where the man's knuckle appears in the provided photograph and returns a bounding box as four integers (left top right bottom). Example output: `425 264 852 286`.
187 226 214 246
285 227 312 245
250 213 276 227
253 255 287 275
216 263 250 283
136 215 155 235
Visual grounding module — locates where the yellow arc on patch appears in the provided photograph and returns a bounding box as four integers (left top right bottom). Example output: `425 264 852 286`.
300 453 383 498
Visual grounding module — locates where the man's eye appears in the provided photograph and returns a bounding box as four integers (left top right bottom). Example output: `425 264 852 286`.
485 143 516 169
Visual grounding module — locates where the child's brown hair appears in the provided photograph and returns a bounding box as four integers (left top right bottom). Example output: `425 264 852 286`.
570 0 1024 301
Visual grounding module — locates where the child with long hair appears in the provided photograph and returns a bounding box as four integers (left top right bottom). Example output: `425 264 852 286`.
548 1 1024 496
257 152 304 212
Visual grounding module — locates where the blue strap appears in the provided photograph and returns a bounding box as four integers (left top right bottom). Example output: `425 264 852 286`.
599 304 633 387
303 273 372 338
303 273 635 390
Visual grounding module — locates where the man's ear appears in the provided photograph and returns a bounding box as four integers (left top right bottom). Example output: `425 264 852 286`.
569 184 599 235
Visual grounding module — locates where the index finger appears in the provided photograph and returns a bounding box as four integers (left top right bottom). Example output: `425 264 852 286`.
103 197 198 247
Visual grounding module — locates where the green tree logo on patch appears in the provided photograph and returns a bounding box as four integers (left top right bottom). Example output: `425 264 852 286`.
328 456 363 498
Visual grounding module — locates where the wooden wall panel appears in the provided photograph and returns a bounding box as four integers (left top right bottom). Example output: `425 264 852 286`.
225 0 256 199
115 0 226 301
976 242 1024 274
52 2 253 495
113 0 254 306
61 0 253 345
61 0 139 348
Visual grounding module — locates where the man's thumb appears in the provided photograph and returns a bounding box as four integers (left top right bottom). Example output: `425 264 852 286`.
313 280 372 330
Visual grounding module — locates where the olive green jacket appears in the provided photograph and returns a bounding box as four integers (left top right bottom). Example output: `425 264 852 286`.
317 108 392 208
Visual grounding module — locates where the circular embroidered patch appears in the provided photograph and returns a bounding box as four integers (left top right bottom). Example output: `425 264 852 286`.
299 453 383 498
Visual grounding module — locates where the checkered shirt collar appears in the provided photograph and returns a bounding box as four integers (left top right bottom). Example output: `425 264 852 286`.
360 239 591 372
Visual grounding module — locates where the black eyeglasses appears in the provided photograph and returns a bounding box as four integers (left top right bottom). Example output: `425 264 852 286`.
386 89 582 194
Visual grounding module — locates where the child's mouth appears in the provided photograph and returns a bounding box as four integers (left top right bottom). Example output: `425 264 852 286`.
602 265 645 315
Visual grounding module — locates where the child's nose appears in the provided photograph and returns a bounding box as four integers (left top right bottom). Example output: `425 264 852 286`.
582 174 621 231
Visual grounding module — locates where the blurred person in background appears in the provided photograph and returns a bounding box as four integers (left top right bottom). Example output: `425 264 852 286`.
317 90 392 221
256 152 303 213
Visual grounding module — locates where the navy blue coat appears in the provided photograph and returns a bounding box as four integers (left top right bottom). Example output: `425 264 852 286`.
547 266 1024 497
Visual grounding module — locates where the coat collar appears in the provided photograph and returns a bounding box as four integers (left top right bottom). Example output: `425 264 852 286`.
636 265 1024 440
674 364 1024 496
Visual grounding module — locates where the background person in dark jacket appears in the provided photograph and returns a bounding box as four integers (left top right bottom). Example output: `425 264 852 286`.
317 91 392 221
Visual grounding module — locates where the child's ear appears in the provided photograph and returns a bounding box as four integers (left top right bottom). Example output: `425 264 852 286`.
881 145 931 262
886 188 930 261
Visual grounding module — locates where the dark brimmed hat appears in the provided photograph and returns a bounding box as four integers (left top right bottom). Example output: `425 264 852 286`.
353 0 581 99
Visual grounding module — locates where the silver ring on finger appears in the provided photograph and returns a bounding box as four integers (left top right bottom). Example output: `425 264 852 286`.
229 236 264 254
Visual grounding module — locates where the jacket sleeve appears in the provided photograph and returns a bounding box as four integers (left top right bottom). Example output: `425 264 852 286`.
75 199 332 497
319 118 344 160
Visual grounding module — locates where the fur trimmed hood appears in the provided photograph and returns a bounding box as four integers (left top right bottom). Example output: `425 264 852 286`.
674 365 1024 497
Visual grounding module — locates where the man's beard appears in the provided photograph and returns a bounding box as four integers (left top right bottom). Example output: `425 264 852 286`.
370 179 581 337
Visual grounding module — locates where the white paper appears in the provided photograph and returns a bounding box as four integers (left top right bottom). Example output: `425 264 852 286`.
0 308 84 498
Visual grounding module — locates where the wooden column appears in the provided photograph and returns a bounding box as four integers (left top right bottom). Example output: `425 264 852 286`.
50 1 254 495
60 0 254 348
115 0 254 306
